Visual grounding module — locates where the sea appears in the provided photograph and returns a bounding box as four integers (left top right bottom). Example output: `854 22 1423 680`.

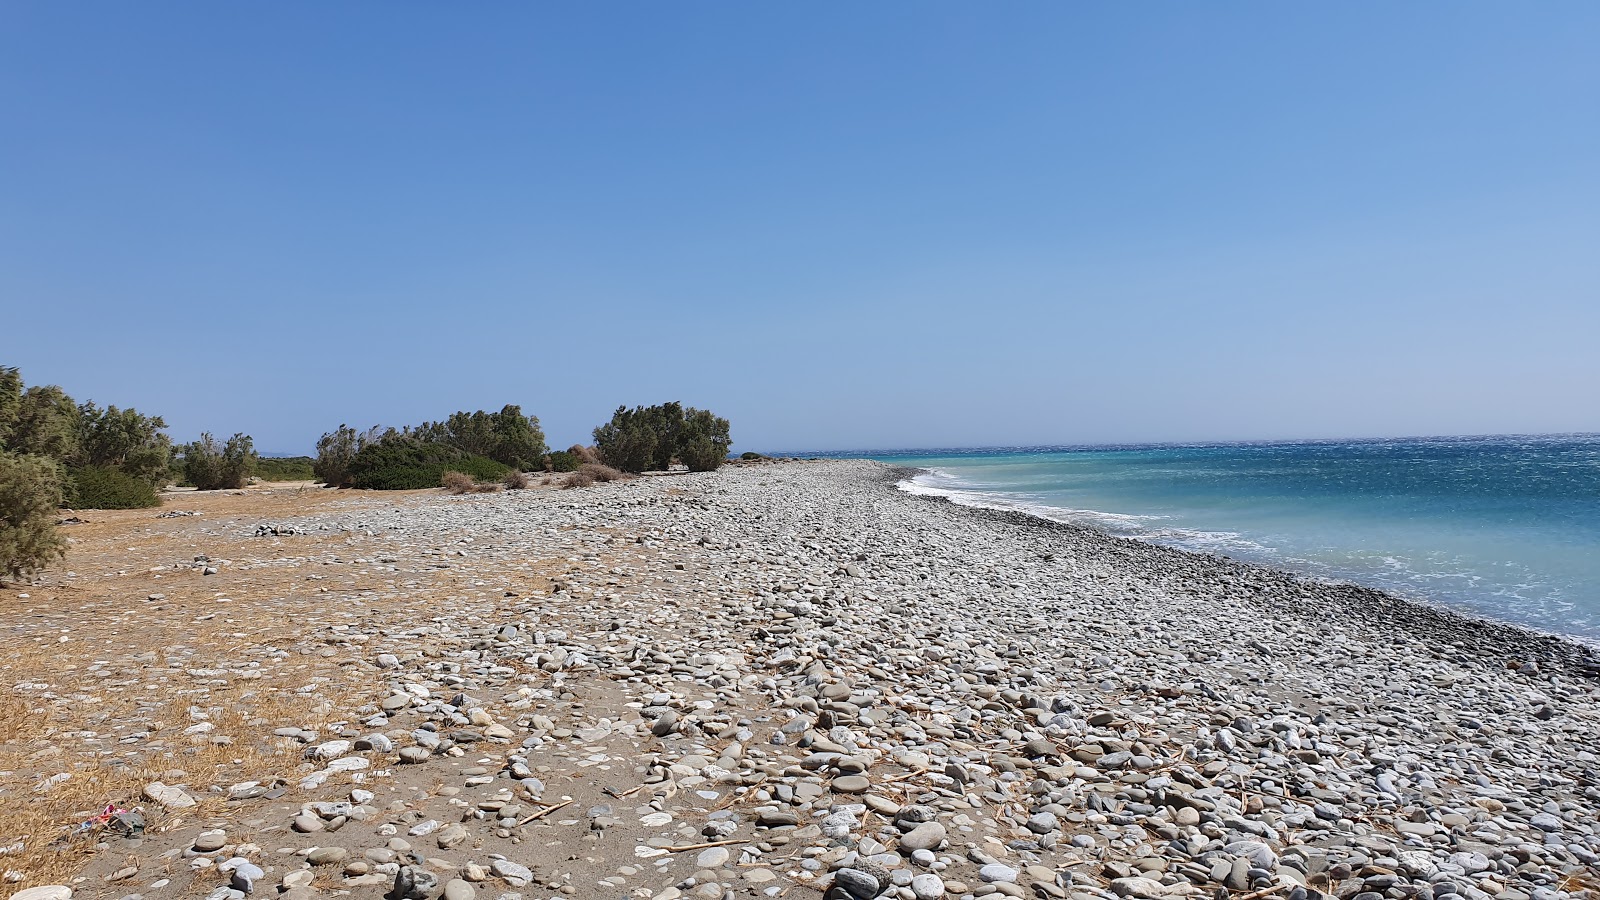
798 435 1600 645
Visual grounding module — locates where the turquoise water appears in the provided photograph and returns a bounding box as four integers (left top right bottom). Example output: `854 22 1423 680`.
846 436 1600 643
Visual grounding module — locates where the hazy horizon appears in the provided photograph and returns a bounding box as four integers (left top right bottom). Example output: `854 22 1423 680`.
4 5 1597 454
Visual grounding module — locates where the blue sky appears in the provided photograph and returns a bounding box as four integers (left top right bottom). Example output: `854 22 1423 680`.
2 4 1596 454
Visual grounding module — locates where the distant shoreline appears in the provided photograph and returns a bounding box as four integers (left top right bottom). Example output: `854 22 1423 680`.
869 460 1600 676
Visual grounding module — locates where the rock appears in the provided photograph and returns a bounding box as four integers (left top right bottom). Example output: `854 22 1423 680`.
899 822 947 852
11 889 73 900
911 873 946 900
193 829 227 852
979 864 1018 884
832 774 871 793
697 846 730 867
490 859 533 886
307 846 347 865
436 823 469 849
831 868 881 900
227 860 265 893
443 879 475 900
387 865 438 900
652 709 679 736
143 781 196 809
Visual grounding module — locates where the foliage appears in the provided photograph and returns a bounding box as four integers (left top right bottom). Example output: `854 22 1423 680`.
5 385 81 463
412 405 547 470
546 450 580 472
592 402 732 473
679 408 733 472
314 425 376 487
75 402 172 487
345 433 508 490
67 464 161 509
441 471 475 494
579 463 625 483
181 432 258 491
0 366 178 579
0 452 68 580
255 456 316 481
740 451 766 460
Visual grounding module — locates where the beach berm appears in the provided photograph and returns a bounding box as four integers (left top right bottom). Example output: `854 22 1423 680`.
3 460 1596 900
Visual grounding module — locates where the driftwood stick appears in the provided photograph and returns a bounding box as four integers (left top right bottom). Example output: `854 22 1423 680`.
516 798 574 826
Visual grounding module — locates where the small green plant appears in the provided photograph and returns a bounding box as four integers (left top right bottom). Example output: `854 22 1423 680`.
546 451 580 472
0 452 68 580
67 465 161 509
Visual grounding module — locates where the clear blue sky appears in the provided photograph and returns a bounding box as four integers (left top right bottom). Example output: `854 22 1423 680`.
3 4 1596 454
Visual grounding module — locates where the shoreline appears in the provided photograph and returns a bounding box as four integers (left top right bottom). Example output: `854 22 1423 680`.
9 458 1599 900
885 465 1600 673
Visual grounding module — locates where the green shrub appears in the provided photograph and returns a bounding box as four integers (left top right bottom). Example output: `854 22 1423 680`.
75 402 172 488
740 451 765 460
256 456 315 481
412 405 547 470
347 435 508 490
546 450 580 472
593 402 732 473
67 464 161 509
315 425 371 487
0 452 68 580
181 432 257 490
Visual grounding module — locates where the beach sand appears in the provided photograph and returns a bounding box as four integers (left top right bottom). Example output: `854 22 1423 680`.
3 460 1596 900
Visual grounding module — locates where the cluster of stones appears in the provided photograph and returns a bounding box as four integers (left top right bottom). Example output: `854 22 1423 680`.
29 460 1599 900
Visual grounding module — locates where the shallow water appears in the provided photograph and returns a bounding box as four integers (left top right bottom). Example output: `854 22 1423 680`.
818 436 1600 643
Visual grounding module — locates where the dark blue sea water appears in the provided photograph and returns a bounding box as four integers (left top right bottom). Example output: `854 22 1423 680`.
810 436 1600 643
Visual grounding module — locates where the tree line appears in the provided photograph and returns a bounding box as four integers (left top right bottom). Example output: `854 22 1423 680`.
3 365 735 580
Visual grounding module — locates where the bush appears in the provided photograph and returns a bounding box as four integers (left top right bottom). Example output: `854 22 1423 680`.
503 470 530 490
561 471 595 489
181 432 257 490
411 406 547 470
679 408 732 472
1 452 68 579
256 456 315 481
442 471 475 494
740 451 765 460
347 435 509 490
67 465 161 509
592 403 732 473
546 451 580 473
579 463 625 483
315 425 372 487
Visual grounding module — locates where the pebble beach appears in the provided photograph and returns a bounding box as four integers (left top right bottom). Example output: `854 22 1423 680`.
9 459 1599 900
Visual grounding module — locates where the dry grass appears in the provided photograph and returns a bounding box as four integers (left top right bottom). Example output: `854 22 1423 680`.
578 463 625 483
502 470 530 490
0 478 581 894
441 470 474 494
561 471 596 489
569 444 602 466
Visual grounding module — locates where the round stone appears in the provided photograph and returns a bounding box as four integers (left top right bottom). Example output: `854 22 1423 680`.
832 774 871 793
